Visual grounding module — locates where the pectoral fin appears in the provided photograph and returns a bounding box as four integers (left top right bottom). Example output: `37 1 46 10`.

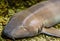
41 27 60 37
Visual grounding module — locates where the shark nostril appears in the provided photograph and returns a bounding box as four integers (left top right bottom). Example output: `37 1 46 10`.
1 31 8 39
1 31 15 41
1 30 10 38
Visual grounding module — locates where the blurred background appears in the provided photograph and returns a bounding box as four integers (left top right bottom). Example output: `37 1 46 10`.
0 0 60 41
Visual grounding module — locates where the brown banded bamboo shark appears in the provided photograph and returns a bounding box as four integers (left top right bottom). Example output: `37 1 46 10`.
2 0 60 41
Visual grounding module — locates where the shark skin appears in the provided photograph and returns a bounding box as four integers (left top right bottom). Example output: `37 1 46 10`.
2 0 60 41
